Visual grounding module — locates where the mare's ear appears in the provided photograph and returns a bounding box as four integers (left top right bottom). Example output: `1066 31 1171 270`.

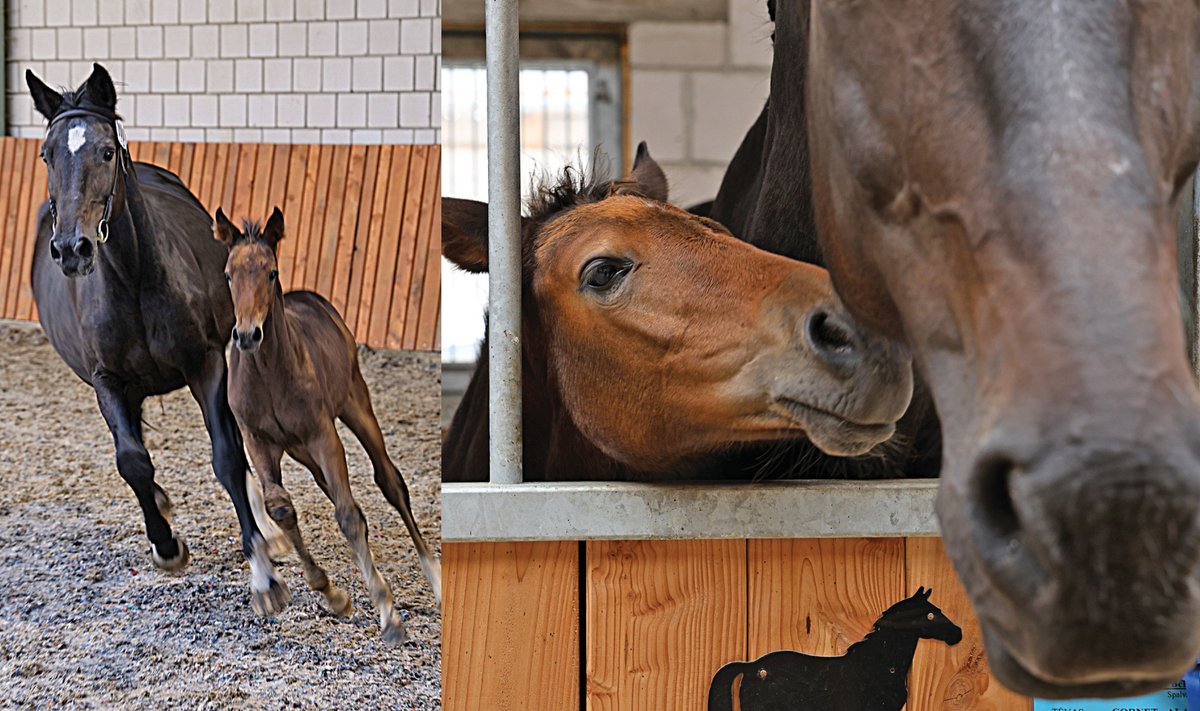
26 70 64 121
81 63 118 111
263 207 285 251
610 141 669 202
443 198 491 273
213 208 241 248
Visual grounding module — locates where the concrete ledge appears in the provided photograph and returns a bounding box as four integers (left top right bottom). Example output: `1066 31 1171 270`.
442 479 940 541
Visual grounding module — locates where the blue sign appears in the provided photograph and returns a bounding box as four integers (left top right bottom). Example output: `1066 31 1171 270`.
1034 681 1190 711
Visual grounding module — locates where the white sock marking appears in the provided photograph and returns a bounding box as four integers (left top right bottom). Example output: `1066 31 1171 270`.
249 537 274 594
67 125 86 154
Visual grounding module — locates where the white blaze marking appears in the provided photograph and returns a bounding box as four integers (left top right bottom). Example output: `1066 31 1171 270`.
67 125 87 154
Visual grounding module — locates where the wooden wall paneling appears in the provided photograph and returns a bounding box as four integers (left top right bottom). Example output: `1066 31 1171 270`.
585 539 747 711
367 145 412 346
442 541 581 711
247 143 276 222
316 145 352 299
412 156 442 350
230 144 258 221
351 145 394 339
906 537 1032 710
0 141 20 318
276 144 310 289
747 538 906 659
328 144 366 316
17 154 47 320
341 145 381 336
291 144 324 291
387 145 428 349
300 145 334 290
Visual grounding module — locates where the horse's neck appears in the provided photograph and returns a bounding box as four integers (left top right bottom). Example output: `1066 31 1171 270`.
95 170 160 288
255 291 308 375
443 332 635 482
845 628 920 676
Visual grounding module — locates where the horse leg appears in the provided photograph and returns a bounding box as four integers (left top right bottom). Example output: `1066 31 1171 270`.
186 350 285 606
339 373 441 604
94 374 187 570
245 472 292 560
240 435 295 615
307 426 407 644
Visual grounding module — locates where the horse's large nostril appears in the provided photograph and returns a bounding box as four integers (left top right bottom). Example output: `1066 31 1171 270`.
251 326 263 343
49 242 62 262
804 308 861 375
973 452 1021 541
75 238 94 263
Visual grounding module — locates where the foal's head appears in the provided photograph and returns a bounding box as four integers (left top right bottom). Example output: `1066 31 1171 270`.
444 144 914 472
213 207 285 354
27 63 129 278
874 587 962 646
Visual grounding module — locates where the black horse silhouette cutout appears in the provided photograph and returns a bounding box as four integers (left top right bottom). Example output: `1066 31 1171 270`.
709 587 962 711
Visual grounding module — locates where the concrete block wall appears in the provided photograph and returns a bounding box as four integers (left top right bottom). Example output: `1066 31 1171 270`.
628 0 772 208
4 0 441 144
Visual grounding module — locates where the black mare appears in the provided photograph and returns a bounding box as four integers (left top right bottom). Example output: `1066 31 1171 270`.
25 64 286 607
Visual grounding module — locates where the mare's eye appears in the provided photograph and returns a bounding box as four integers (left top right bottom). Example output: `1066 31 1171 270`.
581 258 631 292
268 270 278 283
103 149 115 162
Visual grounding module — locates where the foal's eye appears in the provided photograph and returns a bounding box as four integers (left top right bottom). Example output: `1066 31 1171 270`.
581 258 631 293
103 149 115 162
268 270 278 283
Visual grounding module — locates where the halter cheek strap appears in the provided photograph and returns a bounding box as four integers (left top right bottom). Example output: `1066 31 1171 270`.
46 108 131 246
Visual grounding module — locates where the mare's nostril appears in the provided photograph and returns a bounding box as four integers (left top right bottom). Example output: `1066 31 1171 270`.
252 326 263 343
974 453 1021 540
50 242 62 262
76 239 94 262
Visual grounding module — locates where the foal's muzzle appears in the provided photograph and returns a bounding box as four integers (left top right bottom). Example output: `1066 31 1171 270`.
50 234 95 277
232 325 264 352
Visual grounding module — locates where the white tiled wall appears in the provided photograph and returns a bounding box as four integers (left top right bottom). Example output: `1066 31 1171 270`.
628 0 772 207
5 0 442 144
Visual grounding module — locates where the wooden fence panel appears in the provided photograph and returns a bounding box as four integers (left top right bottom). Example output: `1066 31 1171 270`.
0 137 439 350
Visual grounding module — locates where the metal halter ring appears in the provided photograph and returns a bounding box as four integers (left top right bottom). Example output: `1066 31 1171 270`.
97 219 109 244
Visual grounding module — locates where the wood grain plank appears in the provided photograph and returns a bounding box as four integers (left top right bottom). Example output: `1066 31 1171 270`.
443 541 580 711
329 144 367 318
412 153 442 350
301 145 335 290
367 146 412 346
167 142 184 177
586 539 746 711
246 143 275 222
0 141 21 318
290 144 323 291
398 145 437 348
315 144 351 301
384 145 427 348
747 538 906 659
14 144 45 320
153 141 172 169
9 142 39 317
342 145 381 336
352 145 393 338
906 538 1032 711
231 144 258 221
277 144 311 290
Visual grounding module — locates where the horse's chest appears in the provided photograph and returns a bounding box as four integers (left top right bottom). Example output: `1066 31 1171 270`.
230 372 330 446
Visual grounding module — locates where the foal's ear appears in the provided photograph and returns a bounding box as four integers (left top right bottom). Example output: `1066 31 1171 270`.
443 198 491 273
610 141 669 202
80 63 118 111
263 207 285 251
213 208 241 248
26 70 64 121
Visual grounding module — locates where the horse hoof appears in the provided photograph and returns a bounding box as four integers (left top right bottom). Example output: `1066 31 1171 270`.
382 617 408 646
324 586 353 617
251 578 292 616
150 537 190 571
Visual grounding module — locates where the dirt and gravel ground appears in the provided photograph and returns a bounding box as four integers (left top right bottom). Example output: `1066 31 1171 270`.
0 320 442 709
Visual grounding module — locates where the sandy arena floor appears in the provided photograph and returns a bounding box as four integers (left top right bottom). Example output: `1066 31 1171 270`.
0 320 442 709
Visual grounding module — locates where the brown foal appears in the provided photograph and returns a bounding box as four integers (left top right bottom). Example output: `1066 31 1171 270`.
215 207 439 644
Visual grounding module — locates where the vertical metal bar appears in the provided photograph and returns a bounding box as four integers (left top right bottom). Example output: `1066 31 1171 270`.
486 0 523 484
1191 170 1200 380
1 0 7 136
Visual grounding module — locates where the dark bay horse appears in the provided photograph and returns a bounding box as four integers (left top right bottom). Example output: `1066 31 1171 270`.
25 64 285 604
711 0 1200 697
442 144 914 481
216 207 440 641
707 588 962 711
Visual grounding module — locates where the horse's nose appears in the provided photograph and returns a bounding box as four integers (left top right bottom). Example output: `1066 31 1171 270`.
961 424 1200 688
233 325 264 351
50 235 95 277
802 307 862 379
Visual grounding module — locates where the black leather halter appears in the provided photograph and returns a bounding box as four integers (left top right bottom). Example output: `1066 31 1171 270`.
45 107 132 245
